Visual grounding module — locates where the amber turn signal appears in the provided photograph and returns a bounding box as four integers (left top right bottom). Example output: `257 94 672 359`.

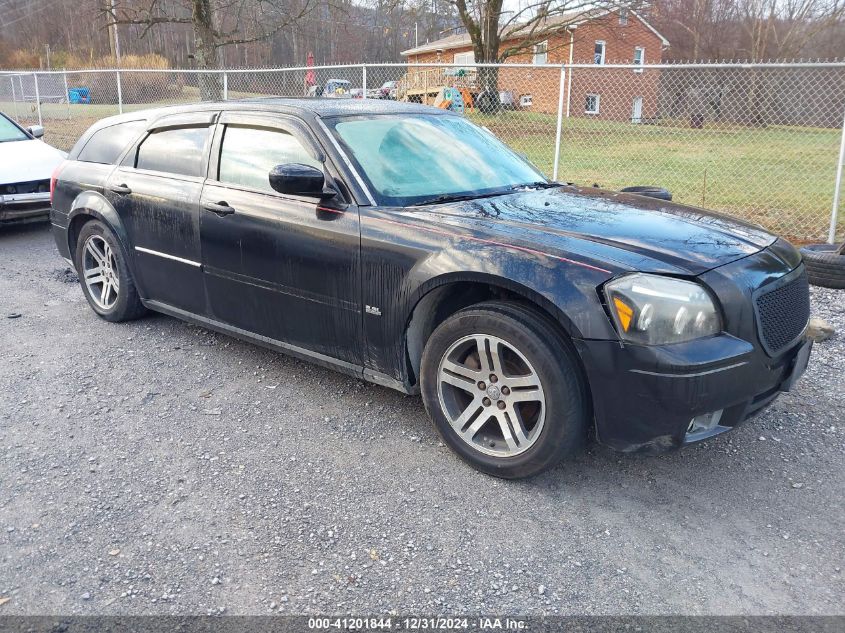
613 297 634 332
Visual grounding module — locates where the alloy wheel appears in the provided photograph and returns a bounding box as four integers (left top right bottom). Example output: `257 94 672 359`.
436 334 546 457
82 235 120 310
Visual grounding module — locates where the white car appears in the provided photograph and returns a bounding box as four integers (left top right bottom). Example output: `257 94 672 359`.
0 112 66 224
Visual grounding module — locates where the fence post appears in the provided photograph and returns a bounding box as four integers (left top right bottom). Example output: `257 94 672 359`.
116 70 123 114
10 76 20 121
62 70 70 117
565 65 573 118
222 71 228 100
829 103 845 243
552 65 566 182
32 73 42 126
362 65 367 99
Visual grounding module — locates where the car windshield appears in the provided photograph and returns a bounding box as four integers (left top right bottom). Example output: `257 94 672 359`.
328 114 546 206
0 114 28 143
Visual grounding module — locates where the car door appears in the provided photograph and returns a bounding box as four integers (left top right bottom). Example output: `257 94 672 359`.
106 112 217 315
199 112 362 366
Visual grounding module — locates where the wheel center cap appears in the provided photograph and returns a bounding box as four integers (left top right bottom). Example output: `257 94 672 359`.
486 385 501 400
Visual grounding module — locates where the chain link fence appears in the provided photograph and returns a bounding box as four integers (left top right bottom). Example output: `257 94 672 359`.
2 62 843 242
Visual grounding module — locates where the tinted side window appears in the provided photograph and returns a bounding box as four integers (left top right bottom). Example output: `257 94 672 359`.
77 120 146 164
218 125 320 193
136 126 210 177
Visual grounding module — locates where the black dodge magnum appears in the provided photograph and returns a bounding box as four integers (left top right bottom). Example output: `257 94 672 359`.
50 99 812 478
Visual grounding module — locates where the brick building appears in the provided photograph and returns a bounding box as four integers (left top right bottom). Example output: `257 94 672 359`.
399 9 669 121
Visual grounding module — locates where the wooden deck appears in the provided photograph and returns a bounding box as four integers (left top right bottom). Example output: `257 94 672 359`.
398 68 478 104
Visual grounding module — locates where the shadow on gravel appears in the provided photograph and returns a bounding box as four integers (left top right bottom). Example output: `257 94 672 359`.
0 220 51 238
51 267 79 283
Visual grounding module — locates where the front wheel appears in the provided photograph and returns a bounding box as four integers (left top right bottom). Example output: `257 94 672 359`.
420 302 589 478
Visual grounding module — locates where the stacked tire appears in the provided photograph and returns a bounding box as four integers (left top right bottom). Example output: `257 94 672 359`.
800 243 845 289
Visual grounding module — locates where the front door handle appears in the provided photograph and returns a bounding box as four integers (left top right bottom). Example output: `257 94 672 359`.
109 184 132 195
203 201 235 216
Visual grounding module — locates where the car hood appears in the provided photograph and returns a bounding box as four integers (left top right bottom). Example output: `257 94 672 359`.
0 138 66 184
411 185 778 276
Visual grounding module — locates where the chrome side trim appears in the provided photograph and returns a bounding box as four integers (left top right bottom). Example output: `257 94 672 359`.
315 116 377 206
629 361 748 378
135 246 201 267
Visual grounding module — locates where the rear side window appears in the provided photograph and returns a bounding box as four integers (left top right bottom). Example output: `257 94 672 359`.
77 120 146 164
218 125 320 193
135 126 210 177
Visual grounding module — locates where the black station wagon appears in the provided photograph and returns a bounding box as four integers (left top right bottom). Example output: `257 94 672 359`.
50 99 812 478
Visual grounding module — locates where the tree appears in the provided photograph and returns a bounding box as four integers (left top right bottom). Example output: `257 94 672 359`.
449 1 641 109
736 0 845 60
451 1 652 62
105 0 324 97
649 0 845 60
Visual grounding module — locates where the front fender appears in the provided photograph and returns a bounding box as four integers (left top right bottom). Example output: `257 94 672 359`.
404 249 615 340
361 210 619 384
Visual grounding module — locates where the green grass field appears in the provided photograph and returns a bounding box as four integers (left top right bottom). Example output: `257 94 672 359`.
469 110 842 242
3 99 840 241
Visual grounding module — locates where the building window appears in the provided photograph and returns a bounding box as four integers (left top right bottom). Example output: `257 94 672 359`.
633 46 644 72
453 51 475 66
533 40 548 65
619 9 629 25
594 41 606 65
585 94 600 114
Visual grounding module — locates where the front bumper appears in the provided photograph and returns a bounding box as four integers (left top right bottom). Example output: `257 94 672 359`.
574 334 812 453
575 242 812 453
0 192 51 224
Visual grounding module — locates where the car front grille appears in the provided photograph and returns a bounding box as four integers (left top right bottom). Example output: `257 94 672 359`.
754 267 810 356
2 180 50 195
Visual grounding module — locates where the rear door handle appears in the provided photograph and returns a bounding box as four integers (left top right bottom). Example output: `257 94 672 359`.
203 201 235 216
109 184 132 195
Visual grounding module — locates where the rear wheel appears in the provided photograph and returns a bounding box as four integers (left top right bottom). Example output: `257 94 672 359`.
75 220 146 322
420 301 588 478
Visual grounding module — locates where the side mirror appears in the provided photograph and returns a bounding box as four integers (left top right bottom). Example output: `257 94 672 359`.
269 163 334 199
27 125 45 139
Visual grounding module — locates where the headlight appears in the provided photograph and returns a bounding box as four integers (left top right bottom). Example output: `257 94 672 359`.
604 273 721 345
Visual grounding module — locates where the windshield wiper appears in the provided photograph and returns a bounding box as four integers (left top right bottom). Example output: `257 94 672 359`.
510 181 560 190
412 190 512 206
411 182 560 207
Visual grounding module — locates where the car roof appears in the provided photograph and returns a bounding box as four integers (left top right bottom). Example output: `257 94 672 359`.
91 97 447 130
71 97 452 160
239 97 444 117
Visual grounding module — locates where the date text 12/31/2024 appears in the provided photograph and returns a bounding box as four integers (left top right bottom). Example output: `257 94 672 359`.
307 617 527 630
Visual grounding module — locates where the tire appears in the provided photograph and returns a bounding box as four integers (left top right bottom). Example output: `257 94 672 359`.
476 90 500 114
620 185 673 201
420 301 589 478
74 219 147 322
800 243 845 289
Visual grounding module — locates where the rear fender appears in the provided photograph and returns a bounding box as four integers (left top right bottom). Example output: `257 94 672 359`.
68 191 145 295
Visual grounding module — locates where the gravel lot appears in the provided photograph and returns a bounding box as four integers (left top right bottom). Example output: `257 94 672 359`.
0 223 843 616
